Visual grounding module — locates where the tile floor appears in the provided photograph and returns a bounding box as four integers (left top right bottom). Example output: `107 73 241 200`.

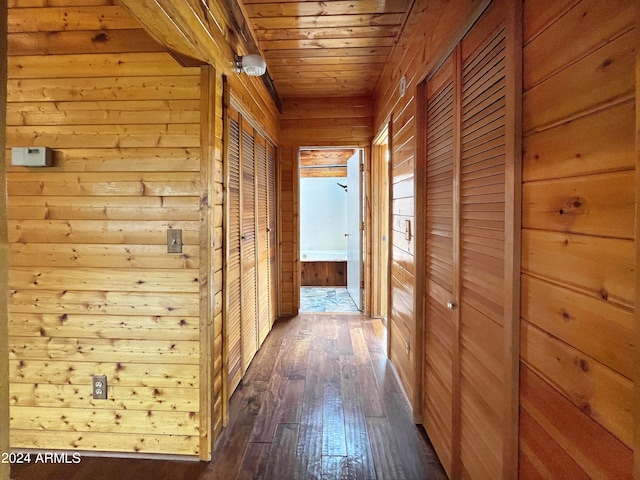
300 286 361 313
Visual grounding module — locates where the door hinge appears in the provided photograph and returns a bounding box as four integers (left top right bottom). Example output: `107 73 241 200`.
360 280 365 289
360 221 365 231
359 163 364 173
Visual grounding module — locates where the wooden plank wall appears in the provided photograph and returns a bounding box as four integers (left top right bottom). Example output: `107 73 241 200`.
0 2 9 478
373 0 490 414
5 1 205 457
300 261 346 287
278 96 373 315
519 0 636 477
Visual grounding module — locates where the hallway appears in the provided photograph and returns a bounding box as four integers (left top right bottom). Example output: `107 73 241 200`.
11 314 446 480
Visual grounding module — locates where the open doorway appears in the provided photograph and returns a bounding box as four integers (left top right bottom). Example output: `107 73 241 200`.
298 147 364 313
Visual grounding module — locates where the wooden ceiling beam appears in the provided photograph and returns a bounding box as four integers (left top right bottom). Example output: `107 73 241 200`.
118 1 204 65
119 0 282 111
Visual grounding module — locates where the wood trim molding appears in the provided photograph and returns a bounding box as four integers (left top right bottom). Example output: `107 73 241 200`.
386 119 393 361
451 44 463 480
504 0 523 476
198 65 217 461
413 81 427 425
221 75 231 428
120 0 281 113
634 2 640 477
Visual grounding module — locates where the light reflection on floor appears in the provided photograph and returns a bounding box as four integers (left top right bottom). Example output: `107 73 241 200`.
300 287 360 313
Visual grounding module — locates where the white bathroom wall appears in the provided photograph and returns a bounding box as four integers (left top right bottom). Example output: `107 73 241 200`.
300 176 348 258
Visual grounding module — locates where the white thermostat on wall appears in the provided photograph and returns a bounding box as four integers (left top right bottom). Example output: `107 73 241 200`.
11 147 53 167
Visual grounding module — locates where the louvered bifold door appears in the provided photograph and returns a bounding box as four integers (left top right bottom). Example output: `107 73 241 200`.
458 21 507 479
241 121 258 373
255 134 270 347
422 53 457 478
226 107 243 394
267 144 278 326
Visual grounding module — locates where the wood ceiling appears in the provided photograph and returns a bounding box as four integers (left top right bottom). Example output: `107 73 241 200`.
239 0 414 99
299 148 355 177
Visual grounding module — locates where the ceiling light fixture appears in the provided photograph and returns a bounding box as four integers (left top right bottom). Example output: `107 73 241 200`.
235 54 267 76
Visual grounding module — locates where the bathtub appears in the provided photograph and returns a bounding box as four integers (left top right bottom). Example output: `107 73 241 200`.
300 250 347 262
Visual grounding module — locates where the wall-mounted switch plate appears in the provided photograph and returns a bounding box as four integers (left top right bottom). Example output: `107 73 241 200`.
167 229 183 253
93 375 108 400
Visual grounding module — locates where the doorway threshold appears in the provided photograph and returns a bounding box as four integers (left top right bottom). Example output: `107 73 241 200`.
300 287 360 313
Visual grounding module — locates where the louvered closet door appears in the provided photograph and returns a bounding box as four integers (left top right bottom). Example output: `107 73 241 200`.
241 121 258 372
255 134 270 346
267 144 277 326
421 2 513 478
226 108 243 394
423 54 456 477
458 21 506 479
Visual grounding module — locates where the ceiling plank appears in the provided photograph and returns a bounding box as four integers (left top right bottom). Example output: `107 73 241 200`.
238 0 412 100
261 37 396 51
300 149 355 166
273 70 380 80
265 47 393 58
244 0 409 17
267 55 389 66
250 13 405 30
269 63 383 73
257 25 401 41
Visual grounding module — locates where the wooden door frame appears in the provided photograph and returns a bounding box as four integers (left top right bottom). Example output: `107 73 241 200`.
633 2 640 477
371 126 391 323
198 65 215 460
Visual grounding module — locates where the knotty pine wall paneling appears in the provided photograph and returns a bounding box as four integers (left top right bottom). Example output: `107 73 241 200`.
120 0 279 142
7 0 280 460
278 97 373 314
300 261 347 287
278 146 299 316
520 0 636 477
6 1 205 459
0 2 9 478
373 0 491 417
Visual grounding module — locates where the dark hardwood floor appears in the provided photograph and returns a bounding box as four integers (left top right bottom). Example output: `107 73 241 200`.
11 314 447 480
